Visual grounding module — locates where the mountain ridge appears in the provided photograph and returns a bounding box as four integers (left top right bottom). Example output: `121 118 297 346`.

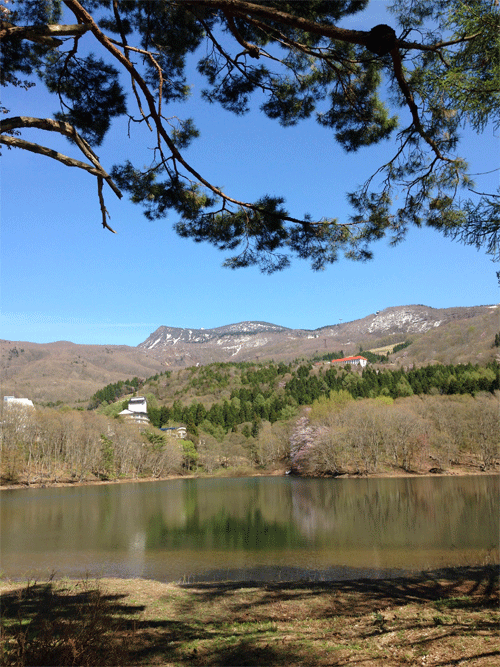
138 304 496 364
1 304 498 403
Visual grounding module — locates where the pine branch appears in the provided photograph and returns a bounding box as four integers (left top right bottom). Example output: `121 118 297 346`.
0 116 122 199
0 20 89 46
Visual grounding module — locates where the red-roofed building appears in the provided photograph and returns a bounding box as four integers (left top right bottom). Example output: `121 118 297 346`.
331 355 368 367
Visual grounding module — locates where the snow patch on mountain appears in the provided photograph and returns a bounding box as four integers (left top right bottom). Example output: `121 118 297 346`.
368 308 442 334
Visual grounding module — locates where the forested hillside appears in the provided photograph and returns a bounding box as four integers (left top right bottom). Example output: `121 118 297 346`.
122 359 500 435
2 355 498 487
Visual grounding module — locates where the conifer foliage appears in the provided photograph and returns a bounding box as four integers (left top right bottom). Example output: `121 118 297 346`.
1 1 499 269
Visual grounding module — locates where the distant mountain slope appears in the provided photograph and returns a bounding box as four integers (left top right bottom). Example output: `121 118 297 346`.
138 305 497 367
386 306 500 367
1 304 498 404
141 321 292 349
0 340 165 404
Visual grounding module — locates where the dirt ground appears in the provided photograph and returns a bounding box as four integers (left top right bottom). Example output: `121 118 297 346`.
1 565 498 666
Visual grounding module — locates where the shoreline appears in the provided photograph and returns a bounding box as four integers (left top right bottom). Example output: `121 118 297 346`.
1 562 498 590
1 463 497 491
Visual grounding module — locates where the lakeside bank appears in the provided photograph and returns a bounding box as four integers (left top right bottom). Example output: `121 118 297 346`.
1 565 498 666
1 459 497 491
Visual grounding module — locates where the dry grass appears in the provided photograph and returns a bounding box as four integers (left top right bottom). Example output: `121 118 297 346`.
367 342 406 354
1 566 498 666
0 576 132 666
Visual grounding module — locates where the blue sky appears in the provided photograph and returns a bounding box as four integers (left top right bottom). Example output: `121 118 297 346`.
1 1 498 347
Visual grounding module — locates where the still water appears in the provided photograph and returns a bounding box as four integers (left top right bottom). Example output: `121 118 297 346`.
1 476 498 582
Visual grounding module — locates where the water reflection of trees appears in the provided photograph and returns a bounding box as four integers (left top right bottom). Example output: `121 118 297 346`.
1 477 498 577
289 477 498 549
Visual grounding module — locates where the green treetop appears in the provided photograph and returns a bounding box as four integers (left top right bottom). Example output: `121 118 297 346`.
1 0 498 271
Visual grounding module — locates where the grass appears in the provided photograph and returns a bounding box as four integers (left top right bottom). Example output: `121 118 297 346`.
1 565 498 666
0 575 132 666
367 343 406 355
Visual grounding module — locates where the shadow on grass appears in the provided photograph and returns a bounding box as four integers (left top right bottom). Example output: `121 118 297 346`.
0 578 301 666
1 565 498 666
174 565 499 665
0 577 144 666
180 564 499 614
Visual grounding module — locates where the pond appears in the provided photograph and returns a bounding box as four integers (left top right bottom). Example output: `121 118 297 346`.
1 475 498 582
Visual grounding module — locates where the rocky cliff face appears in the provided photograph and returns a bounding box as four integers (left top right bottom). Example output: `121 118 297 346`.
364 305 484 335
138 321 309 364
140 321 292 349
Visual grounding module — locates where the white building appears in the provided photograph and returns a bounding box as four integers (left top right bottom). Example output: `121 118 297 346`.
331 355 368 367
160 426 187 439
3 396 34 409
118 396 150 425
2 396 35 435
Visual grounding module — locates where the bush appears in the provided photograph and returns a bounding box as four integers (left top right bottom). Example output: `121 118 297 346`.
0 577 131 666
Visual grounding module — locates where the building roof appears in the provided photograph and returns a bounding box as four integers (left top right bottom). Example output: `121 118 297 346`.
127 397 148 413
331 355 368 363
